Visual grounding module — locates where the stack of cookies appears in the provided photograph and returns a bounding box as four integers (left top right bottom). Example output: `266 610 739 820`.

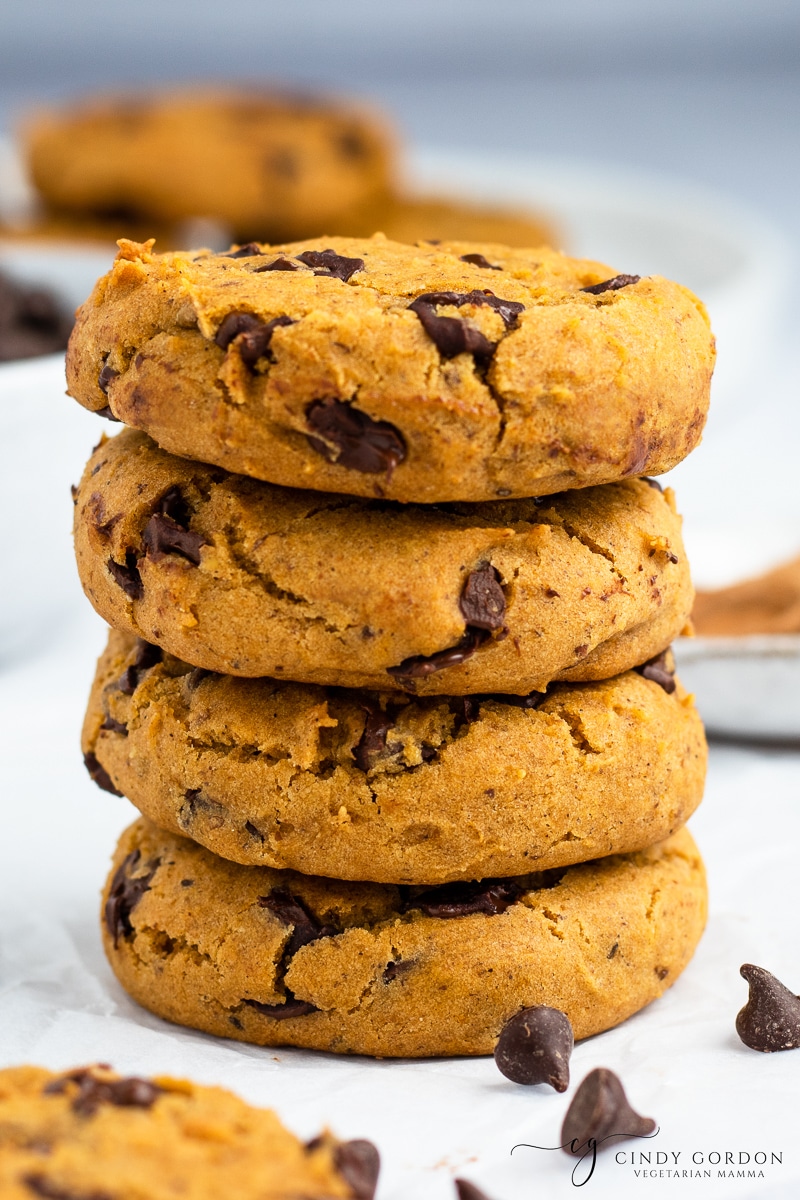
67 234 714 1058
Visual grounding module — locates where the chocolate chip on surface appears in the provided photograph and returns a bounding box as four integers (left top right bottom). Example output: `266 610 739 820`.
335 1140 381 1200
408 295 495 360
143 513 206 565
561 1068 656 1155
641 477 664 491
459 253 501 270
306 398 406 475
736 964 800 1052
460 564 506 631
354 702 394 772
243 992 319 1020
408 878 522 918
223 243 264 258
107 551 143 600
83 752 123 796
214 312 295 367
581 274 641 295
295 248 365 281
494 1006 573 1090
635 650 676 694
98 363 119 393
104 849 158 947
253 256 300 272
100 714 128 735
259 887 336 955
387 628 490 682
44 1067 161 1116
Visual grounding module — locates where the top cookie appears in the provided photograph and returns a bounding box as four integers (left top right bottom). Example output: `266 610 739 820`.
66 235 715 503
24 89 395 243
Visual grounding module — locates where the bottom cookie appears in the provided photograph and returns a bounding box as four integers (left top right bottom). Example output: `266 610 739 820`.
0 1063 376 1199
102 819 707 1058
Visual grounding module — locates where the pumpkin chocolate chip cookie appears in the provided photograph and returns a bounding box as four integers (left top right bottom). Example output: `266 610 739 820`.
0 1063 378 1199
73 429 693 694
101 818 707 1058
83 630 706 885
65 234 714 502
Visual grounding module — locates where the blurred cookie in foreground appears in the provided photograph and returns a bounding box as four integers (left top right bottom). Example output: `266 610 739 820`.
23 88 396 244
0 267 73 361
693 555 800 635
332 191 559 249
0 1063 378 1199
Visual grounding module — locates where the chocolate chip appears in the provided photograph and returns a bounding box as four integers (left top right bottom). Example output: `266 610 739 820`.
459 253 501 270
736 964 800 1052
253 256 300 273
83 752 122 796
561 1068 656 1156
306 398 406 476
179 789 227 831
215 311 295 367
88 493 120 540
338 130 368 159
459 564 506 631
143 513 206 565
134 639 162 670
449 689 546 726
96 405 120 421
335 1141 381 1200
180 878 194 887
387 628 490 682
354 702 394 772
104 849 158 947
259 887 336 956
455 1182 494 1200
244 820 264 842
100 715 127 735
296 248 364 282
407 878 522 919
98 363 119 393
224 243 264 257
449 695 481 726
494 1006 573 1091
186 667 211 690
23 1174 112 1200
641 477 663 491
44 1067 161 1117
581 274 641 295
107 551 143 600
383 959 415 982
409 298 495 360
243 992 319 1020
635 650 676 694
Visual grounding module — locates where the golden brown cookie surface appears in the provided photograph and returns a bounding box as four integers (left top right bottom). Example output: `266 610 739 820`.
102 819 707 1058
0 1063 373 1199
84 630 707 884
73 430 693 693
66 235 714 502
25 89 395 243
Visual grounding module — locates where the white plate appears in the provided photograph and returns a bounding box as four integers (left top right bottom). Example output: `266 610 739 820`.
674 634 800 742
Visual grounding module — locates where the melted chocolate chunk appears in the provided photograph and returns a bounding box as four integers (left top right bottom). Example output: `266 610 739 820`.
450 689 546 726
494 1006 573 1090
387 628 490 682
96 405 120 421
459 564 506 631
143 513 206 565
407 877 522 918
459 253 501 270
736 964 800 1052
23 1174 112 1200
104 849 159 947
335 1140 381 1200
116 640 162 696
581 274 641 296
98 363 119 393
561 1068 655 1156
295 248 364 282
224 243 263 258
156 485 191 528
83 752 122 796
641 476 663 491
306 398 406 475
635 650 676 694
243 992 319 1020
455 1182 494 1200
100 715 127 735
383 959 415 982
44 1067 161 1116
409 298 495 360
354 702 394 772
107 551 143 600
214 312 295 367
253 256 300 273
259 887 336 956
179 789 227 831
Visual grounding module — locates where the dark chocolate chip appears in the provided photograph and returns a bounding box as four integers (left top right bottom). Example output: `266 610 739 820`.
134 640 162 670
259 887 336 956
104 849 159 947
23 1174 112 1200
387 628 490 682
383 959 415 982
243 992 319 1020
156 485 191 528
449 689 546 726
494 1006 573 1090
459 253 501 270
214 312 295 367
83 752 122 796
736 964 800 1052
223 243 264 258
100 715 127 735
186 667 211 690
635 650 676 694
449 695 482 726
44 1067 161 1117
335 1140 381 1200
296 248 364 282
581 274 641 295
408 877 522 919
180 878 194 887
95 405 120 422
455 1182 494 1200
244 820 264 842
178 789 227 831
459 564 506 631
98 363 119 393
409 297 496 360
354 702 394 772
253 256 300 273
561 1068 656 1156
641 477 663 491
143 514 205 566
107 551 143 600
88 492 120 540
306 398 406 475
